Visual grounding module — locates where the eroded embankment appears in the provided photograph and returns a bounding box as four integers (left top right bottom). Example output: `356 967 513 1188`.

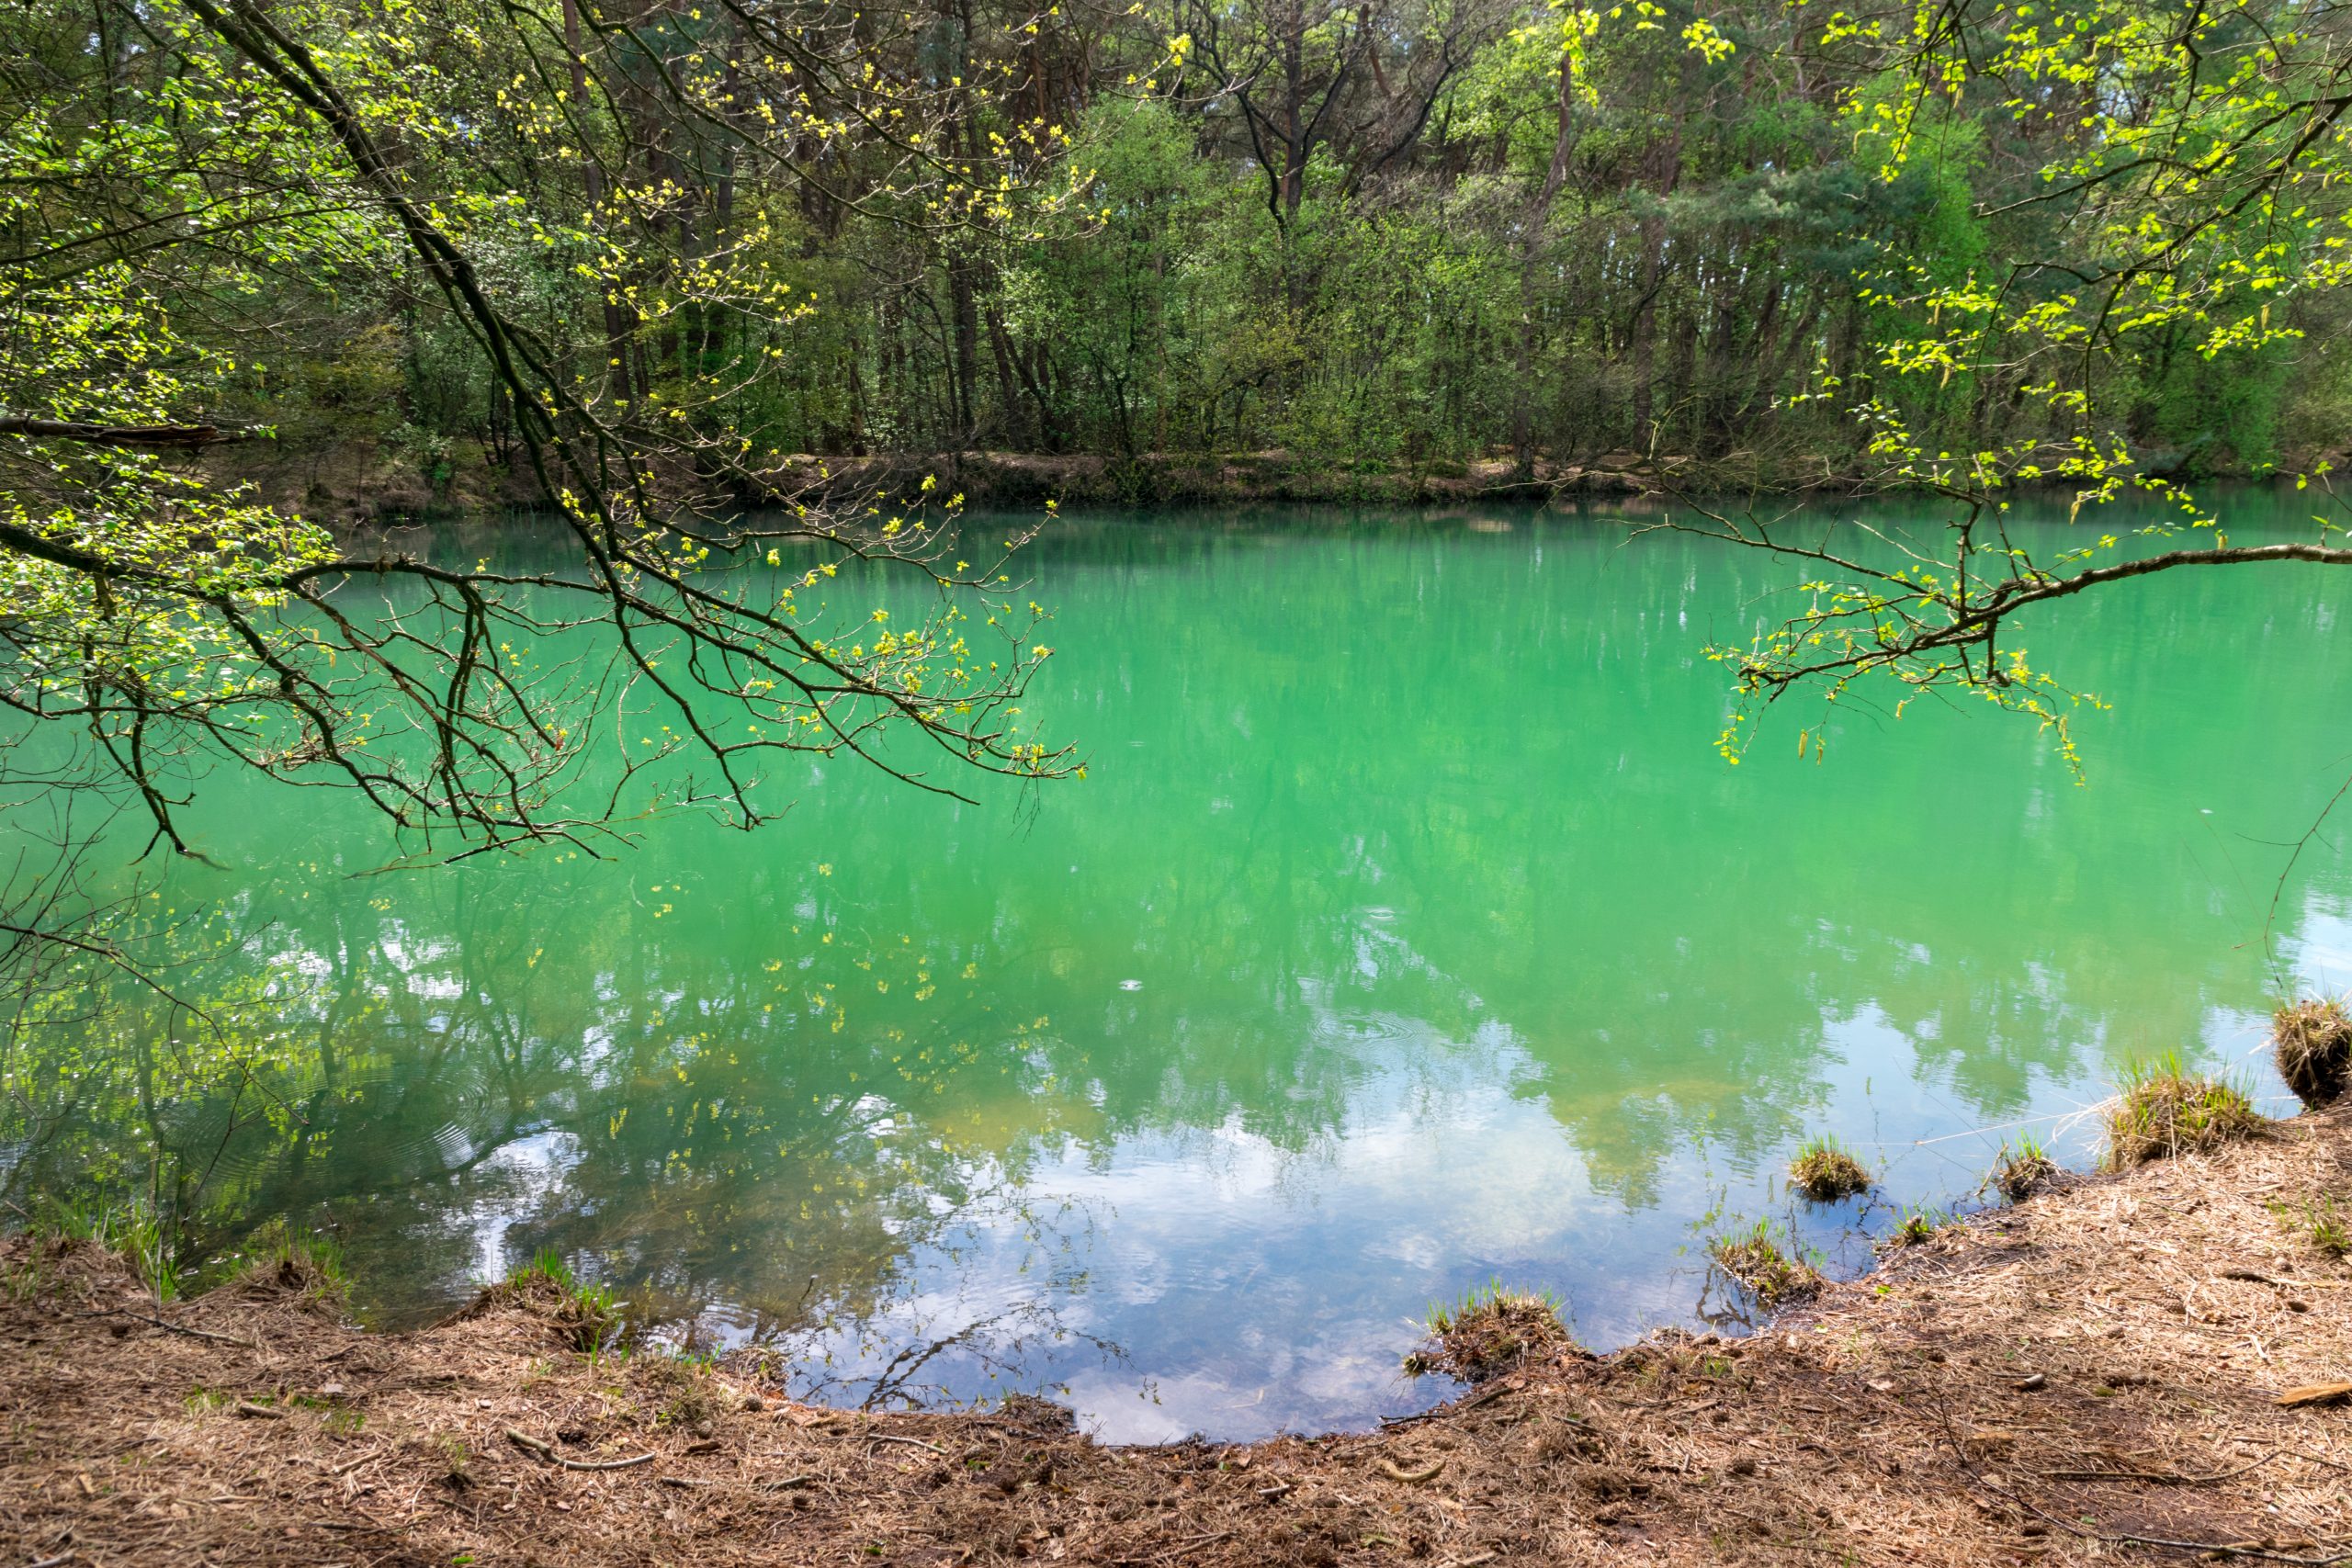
5 1105 2349 1568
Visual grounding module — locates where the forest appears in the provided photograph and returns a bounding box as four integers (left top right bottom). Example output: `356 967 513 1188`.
12 0 2351 520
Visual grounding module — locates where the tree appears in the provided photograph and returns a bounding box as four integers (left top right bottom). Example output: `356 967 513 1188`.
0 0 1091 920
1653 0 2352 769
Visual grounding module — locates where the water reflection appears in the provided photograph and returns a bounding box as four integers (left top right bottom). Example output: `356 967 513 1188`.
4 495 2347 1440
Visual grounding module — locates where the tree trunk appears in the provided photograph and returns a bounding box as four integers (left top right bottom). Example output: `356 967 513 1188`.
1513 49 1579 479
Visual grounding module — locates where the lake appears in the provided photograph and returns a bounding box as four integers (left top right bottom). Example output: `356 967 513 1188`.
5 491 2348 1441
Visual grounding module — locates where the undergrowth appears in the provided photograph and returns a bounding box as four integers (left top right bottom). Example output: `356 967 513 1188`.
224 1220 348 1309
36 1197 181 1303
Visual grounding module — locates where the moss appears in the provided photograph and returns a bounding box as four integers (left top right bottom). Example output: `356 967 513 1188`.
1708 1223 1822 1308
2104 1054 2267 1169
1787 1137 1871 1201
2273 998 2352 1108
1403 1281 1574 1383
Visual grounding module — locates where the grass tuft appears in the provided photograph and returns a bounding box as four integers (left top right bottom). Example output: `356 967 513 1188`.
2271 1195 2350 1259
1708 1222 1823 1308
1402 1280 1573 1383
227 1222 347 1310
1787 1136 1871 1201
1888 1207 1944 1247
2273 997 2352 1108
2103 1053 2267 1169
500 1247 628 1354
36 1196 181 1303
1989 1133 2061 1202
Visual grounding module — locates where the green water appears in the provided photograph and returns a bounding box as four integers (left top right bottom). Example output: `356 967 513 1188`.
6 494 2350 1440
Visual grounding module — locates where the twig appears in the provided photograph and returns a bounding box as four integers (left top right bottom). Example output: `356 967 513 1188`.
1109 1531 1231 1565
503 1428 658 1472
79 1309 256 1348
868 1434 948 1456
2037 1451 2276 1484
1376 1457 1446 1484
2010 1491 2352 1564
1378 1383 1514 1427
235 1401 284 1419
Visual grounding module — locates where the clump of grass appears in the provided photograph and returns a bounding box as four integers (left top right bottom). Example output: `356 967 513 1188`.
38 1196 181 1303
1888 1207 1945 1247
1708 1222 1823 1307
500 1247 628 1354
1989 1132 2061 1201
227 1221 347 1310
2273 997 2352 1108
648 1354 722 1436
2104 1053 2267 1168
1787 1136 1871 1201
1402 1280 1574 1383
2271 1195 2351 1259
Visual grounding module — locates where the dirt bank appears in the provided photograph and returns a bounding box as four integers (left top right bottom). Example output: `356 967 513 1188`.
6 1107 2349 1567
203 439 1704 524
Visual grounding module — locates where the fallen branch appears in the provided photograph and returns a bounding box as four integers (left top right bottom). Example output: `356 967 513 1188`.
0 412 249 447
1376 1457 1445 1484
2011 1486 2352 1563
2038 1451 2275 1484
504 1428 658 1472
81 1309 258 1349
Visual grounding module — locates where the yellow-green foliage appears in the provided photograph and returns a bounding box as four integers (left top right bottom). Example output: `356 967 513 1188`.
2272 1196 2349 1259
227 1222 347 1309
